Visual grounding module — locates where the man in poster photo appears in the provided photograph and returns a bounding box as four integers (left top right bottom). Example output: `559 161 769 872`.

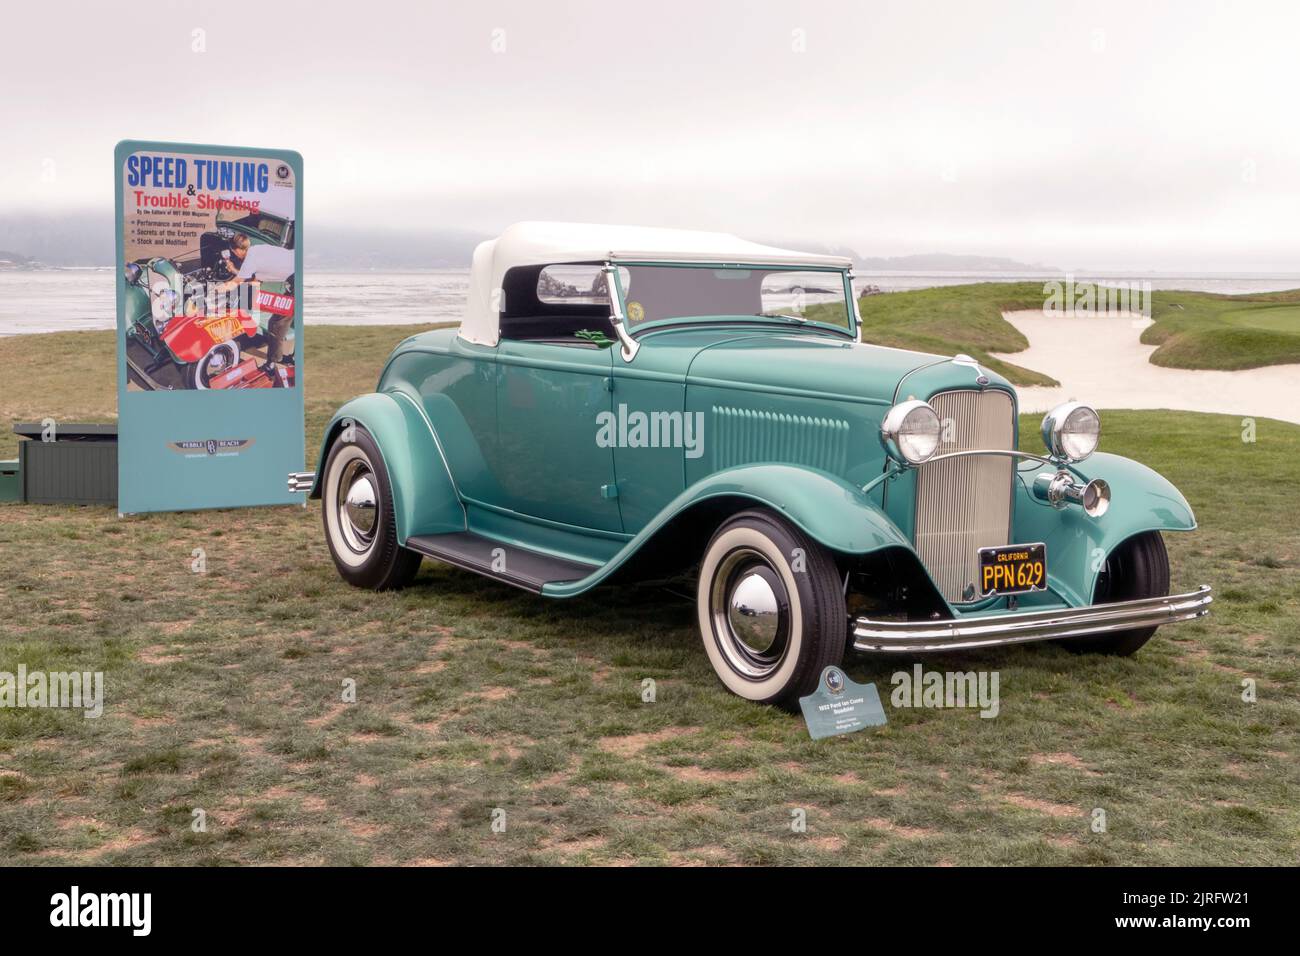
215 236 294 381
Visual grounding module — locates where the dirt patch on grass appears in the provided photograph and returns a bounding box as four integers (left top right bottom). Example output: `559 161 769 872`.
305 702 349 728
805 834 847 850
864 818 933 839
137 645 183 664
56 815 107 831
664 765 755 784
598 727 700 757
1030 753 1099 775
530 768 573 789
1002 793 1080 819
129 714 176 729
343 818 383 839
668 846 735 866
543 835 609 857
83 828 153 860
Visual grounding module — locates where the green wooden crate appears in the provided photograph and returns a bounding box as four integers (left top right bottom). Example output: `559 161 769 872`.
0 459 18 503
14 424 118 506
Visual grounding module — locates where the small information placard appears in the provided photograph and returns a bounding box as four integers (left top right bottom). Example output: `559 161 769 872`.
799 666 887 740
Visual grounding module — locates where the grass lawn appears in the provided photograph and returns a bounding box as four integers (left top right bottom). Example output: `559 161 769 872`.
856 282 1058 387
1 326 1297 865
1142 289 1300 370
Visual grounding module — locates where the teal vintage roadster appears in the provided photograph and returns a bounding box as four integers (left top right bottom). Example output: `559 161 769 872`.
292 222 1211 705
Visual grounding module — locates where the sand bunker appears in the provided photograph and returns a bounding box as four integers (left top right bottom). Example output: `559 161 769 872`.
996 310 1300 425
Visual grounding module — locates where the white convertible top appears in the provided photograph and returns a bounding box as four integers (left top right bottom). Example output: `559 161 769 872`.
459 221 853 346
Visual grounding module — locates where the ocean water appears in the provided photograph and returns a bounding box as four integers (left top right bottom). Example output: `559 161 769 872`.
2 268 1297 336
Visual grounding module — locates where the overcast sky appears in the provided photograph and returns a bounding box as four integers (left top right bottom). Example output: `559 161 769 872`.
2 0 1297 270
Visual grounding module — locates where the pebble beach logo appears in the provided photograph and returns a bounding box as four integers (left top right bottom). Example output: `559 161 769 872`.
167 438 256 458
0 666 103 719
1042 275 1152 318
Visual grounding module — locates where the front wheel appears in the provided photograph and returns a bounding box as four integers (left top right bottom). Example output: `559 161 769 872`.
1059 531 1170 656
186 341 240 389
321 426 422 590
697 508 847 706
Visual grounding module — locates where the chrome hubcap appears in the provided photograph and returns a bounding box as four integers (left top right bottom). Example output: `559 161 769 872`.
337 459 377 553
711 549 791 680
729 572 781 654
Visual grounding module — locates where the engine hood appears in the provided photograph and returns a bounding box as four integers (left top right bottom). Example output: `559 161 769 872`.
681 331 1005 405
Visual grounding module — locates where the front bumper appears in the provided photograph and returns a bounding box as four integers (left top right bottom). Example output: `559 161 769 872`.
852 585 1212 653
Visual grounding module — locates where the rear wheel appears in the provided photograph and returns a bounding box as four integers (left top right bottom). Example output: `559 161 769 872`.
1060 531 1170 656
322 426 422 590
697 508 846 706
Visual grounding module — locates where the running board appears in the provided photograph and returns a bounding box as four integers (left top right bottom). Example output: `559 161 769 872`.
404 532 600 593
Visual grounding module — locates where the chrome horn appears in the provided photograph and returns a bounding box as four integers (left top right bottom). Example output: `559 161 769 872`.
1033 471 1111 517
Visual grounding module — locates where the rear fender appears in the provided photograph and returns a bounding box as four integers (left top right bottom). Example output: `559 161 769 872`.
311 391 465 543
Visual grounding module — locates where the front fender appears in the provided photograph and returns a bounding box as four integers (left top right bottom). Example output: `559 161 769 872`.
543 463 914 597
159 314 217 363
1012 451 1196 606
311 391 465 543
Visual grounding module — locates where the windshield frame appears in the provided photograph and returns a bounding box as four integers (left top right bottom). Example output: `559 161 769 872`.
217 208 291 246
607 260 858 340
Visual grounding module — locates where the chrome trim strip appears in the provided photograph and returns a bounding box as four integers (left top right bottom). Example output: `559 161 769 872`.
287 471 315 493
923 448 1058 468
852 586 1212 653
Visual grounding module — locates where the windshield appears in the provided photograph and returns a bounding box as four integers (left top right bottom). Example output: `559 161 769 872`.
218 209 290 245
615 264 854 333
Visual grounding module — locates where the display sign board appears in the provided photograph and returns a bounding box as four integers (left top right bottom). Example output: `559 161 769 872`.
114 140 303 513
799 666 888 740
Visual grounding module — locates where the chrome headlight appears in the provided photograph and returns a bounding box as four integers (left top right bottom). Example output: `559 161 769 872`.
1042 402 1100 462
881 400 941 465
151 288 180 333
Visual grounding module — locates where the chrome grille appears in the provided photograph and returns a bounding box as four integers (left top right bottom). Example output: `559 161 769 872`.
914 389 1015 603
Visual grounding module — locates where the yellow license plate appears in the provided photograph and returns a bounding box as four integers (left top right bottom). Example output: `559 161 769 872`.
978 543 1047 595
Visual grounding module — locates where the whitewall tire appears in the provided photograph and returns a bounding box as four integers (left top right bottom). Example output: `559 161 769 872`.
322 426 422 590
697 508 847 706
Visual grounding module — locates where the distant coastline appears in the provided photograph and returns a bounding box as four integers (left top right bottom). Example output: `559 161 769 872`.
4 269 1300 337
